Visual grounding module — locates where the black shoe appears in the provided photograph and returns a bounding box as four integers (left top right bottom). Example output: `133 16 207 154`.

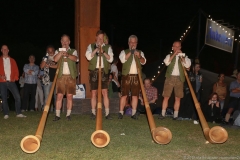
53 116 60 121
66 116 71 121
131 113 139 120
105 114 112 120
118 113 123 119
158 114 165 120
172 117 178 120
91 113 96 120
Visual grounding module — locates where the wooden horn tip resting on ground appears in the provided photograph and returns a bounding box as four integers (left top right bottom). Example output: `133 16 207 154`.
91 130 110 148
90 46 110 148
20 59 61 153
133 55 172 145
152 127 173 144
179 56 228 144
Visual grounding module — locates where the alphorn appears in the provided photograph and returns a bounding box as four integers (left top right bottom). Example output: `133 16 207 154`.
20 59 61 153
180 56 228 143
90 46 110 148
133 54 172 144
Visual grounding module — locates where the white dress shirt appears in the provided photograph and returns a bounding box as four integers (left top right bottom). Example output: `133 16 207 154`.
3 57 11 81
55 48 78 74
85 43 114 68
164 54 191 76
119 50 146 74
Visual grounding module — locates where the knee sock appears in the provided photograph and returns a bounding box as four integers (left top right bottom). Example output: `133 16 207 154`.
66 110 71 117
92 109 96 115
105 108 109 116
225 113 231 122
162 110 166 117
174 111 179 118
119 111 124 115
132 109 136 116
56 110 60 117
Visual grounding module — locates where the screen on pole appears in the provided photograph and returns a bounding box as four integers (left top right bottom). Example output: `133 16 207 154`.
205 19 234 53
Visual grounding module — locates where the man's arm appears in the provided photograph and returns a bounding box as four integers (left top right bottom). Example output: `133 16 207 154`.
135 51 146 65
103 46 113 63
119 50 129 63
85 44 98 61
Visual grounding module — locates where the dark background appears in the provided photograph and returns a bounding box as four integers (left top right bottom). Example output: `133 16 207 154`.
0 0 240 76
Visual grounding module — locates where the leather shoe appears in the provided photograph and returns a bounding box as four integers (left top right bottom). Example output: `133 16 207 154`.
131 113 139 120
118 113 123 119
105 114 112 120
66 116 71 121
53 116 60 121
90 113 96 120
158 114 165 120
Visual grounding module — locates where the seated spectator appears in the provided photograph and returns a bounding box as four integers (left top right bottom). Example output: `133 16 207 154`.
212 73 227 111
137 78 158 114
223 72 240 124
203 93 221 123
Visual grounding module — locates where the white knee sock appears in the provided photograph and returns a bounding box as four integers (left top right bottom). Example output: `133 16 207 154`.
56 110 61 117
132 109 136 116
92 109 96 115
162 110 166 117
66 110 71 117
119 111 124 115
174 111 179 118
105 108 109 116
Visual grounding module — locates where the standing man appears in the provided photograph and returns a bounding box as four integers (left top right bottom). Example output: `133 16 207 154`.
137 78 158 114
22 55 39 111
159 41 191 120
119 35 146 119
0 45 26 119
53 34 78 121
40 45 57 111
85 30 114 120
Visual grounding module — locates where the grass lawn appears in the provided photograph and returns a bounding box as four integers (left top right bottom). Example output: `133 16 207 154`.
0 111 239 160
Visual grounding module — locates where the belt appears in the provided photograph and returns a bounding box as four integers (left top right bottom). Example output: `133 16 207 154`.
62 74 70 76
127 74 137 76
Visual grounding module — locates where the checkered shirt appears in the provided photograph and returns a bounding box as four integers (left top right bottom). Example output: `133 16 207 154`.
144 86 158 102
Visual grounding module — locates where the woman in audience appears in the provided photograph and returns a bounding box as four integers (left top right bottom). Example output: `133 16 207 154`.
204 92 221 123
212 73 227 111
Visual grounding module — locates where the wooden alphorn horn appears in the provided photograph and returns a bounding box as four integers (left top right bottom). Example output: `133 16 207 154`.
180 56 228 143
20 59 61 153
133 54 172 144
90 45 110 148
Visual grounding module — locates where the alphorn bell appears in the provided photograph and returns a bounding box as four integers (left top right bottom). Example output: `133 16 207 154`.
91 45 110 148
180 56 228 143
20 59 61 153
133 54 172 144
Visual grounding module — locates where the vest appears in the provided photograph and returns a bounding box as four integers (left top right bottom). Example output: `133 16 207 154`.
88 43 110 74
165 54 185 82
122 49 142 76
58 49 77 79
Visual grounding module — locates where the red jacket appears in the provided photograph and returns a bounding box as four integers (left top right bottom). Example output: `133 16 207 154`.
0 56 19 82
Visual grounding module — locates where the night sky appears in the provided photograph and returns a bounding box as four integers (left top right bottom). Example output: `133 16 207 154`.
1 0 240 75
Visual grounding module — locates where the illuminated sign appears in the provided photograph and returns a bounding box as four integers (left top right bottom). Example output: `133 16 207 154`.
205 19 234 53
